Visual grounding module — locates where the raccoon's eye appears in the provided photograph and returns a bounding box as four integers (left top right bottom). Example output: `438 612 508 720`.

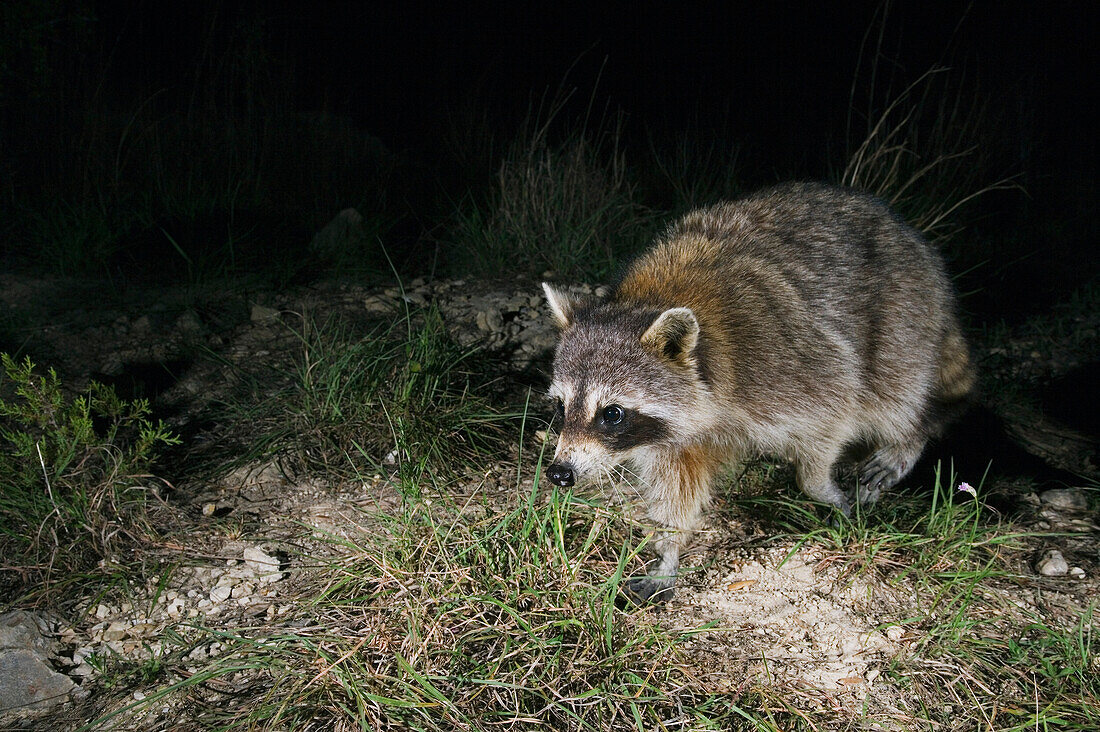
554 398 565 420
601 404 625 425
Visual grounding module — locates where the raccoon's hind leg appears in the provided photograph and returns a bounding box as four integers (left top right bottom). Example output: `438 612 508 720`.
624 444 723 606
855 439 925 507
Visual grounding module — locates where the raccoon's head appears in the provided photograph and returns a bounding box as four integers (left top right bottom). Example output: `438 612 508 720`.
541 283 714 487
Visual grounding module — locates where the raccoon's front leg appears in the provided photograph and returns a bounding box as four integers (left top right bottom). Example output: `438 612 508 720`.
794 441 852 518
624 444 722 605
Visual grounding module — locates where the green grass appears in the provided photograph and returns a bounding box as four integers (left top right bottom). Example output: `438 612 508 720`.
209 304 513 489
79 412 784 731
727 464 1100 730
69 420 1099 731
0 353 179 597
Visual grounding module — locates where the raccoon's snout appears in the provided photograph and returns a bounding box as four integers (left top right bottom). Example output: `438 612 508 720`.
546 462 575 487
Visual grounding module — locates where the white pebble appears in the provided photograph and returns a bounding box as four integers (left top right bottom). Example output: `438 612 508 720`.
1037 549 1069 577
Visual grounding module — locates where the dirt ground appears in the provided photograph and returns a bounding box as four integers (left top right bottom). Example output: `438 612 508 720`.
1 271 1097 728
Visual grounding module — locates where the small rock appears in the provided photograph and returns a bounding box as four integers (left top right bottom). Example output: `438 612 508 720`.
231 581 256 599
101 622 128 642
310 208 367 260
0 649 75 714
1069 567 1086 579
244 546 284 584
0 612 51 654
250 304 279 322
131 315 152 333
209 586 232 604
202 503 217 517
1036 549 1069 577
1039 488 1090 512
216 574 240 589
71 663 95 678
364 294 393 313
127 622 158 639
482 308 504 332
175 310 204 334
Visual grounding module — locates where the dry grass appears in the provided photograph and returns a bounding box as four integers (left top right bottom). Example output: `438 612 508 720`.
450 89 655 281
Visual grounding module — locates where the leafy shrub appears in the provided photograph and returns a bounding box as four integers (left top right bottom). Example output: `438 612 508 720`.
0 354 178 591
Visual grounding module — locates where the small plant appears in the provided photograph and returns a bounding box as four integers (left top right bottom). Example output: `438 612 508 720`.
450 93 654 281
227 304 511 485
0 354 178 592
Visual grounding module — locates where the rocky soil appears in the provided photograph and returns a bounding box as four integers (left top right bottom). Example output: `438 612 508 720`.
0 270 1097 728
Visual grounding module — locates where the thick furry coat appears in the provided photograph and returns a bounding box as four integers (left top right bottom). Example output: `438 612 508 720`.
543 182 975 603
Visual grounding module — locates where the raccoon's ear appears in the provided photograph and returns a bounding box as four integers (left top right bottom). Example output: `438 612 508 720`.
641 307 699 363
542 282 578 330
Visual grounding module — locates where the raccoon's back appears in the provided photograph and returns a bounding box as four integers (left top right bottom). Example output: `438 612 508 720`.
615 182 962 409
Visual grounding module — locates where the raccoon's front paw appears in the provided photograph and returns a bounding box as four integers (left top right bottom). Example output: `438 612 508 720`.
622 575 675 606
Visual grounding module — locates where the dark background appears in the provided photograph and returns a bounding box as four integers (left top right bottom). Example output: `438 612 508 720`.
80 2 1092 178
1 1 1096 321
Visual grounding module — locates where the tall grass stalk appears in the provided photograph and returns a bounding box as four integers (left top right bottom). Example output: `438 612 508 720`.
842 5 1020 242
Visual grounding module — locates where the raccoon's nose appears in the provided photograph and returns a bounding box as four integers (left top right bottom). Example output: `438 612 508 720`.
546 462 575 487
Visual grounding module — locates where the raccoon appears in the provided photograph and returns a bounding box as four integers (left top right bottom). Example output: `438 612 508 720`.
542 181 975 604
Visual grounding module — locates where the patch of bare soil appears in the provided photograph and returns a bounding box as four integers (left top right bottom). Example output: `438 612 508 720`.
663 545 901 697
